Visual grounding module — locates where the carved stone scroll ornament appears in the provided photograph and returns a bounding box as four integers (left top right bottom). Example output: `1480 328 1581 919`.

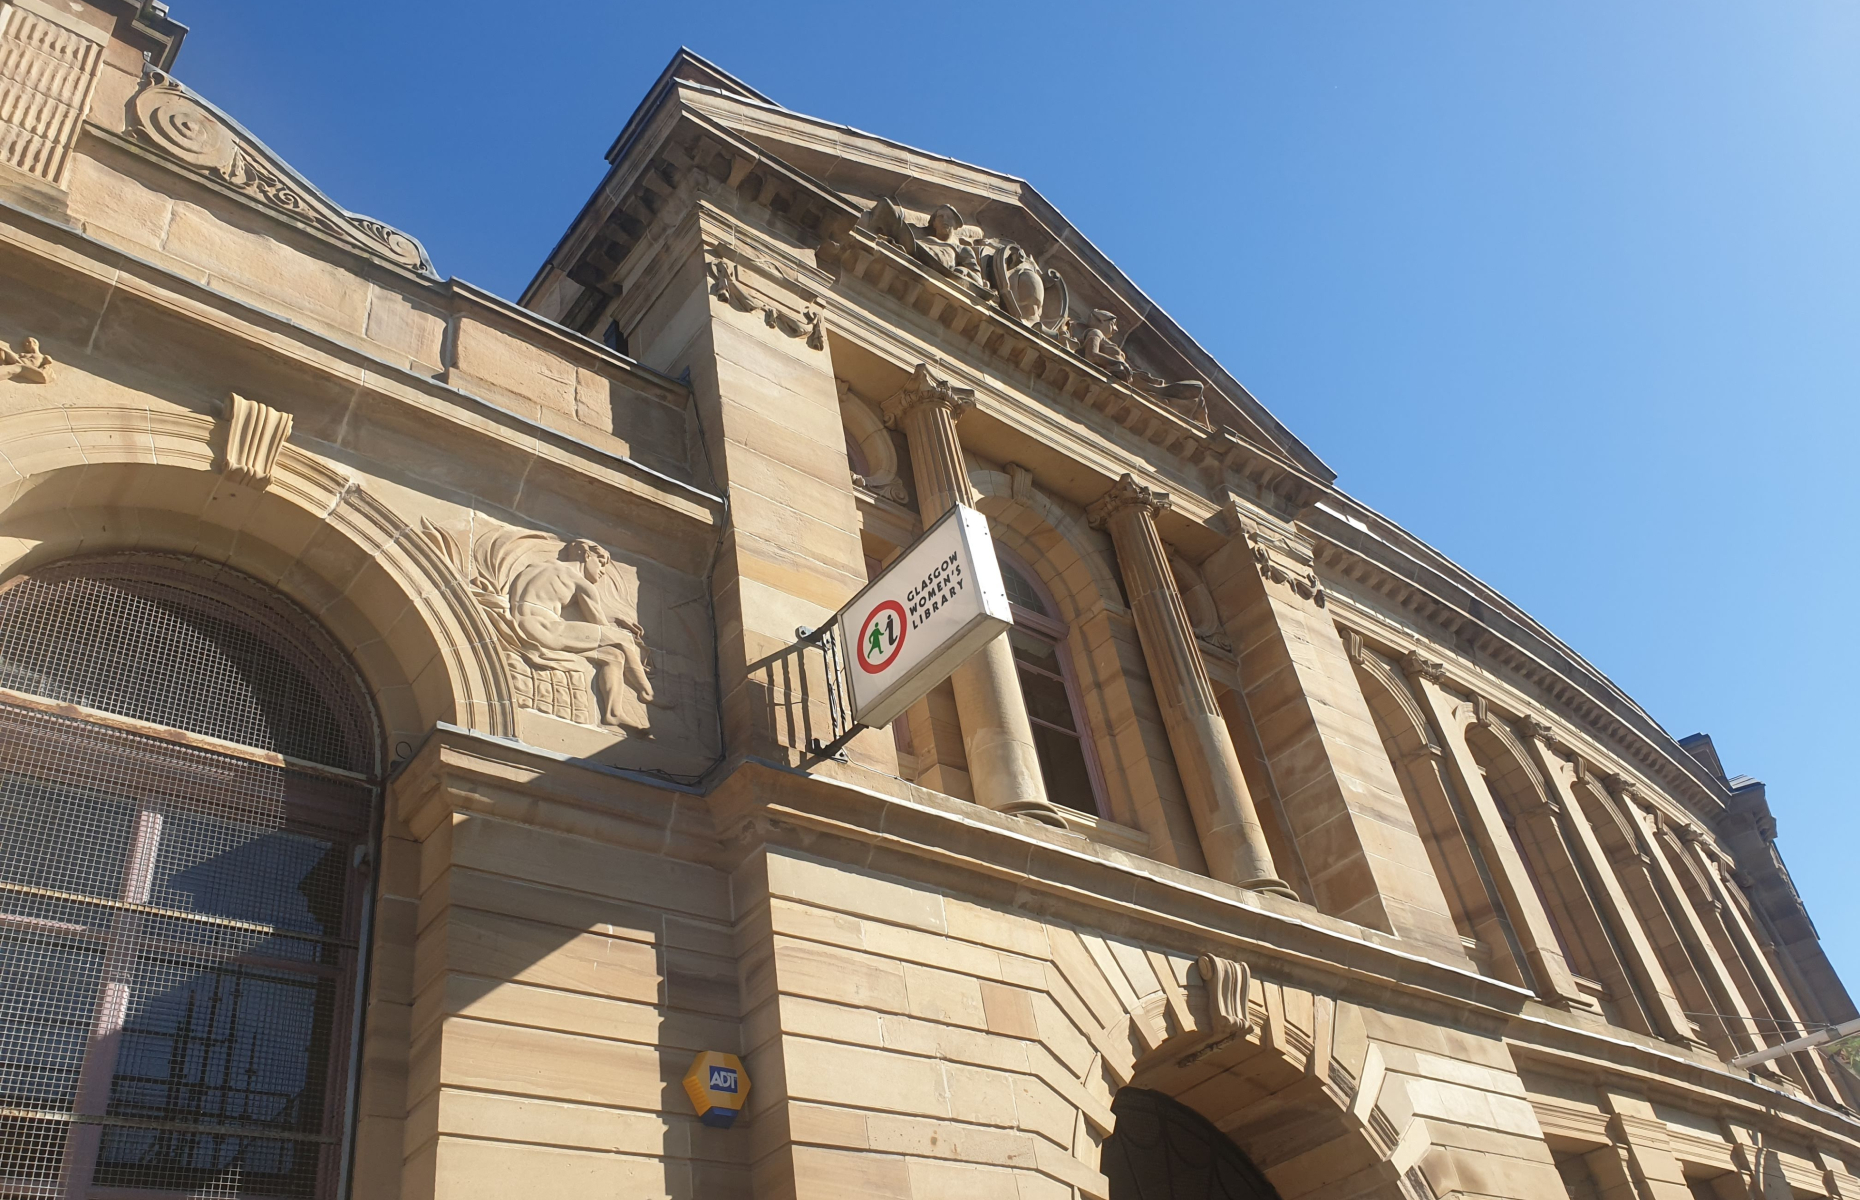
127 70 435 276
707 260 825 349
0 338 55 384
1195 953 1251 1039
219 393 292 488
1076 309 1208 423
1237 520 1327 608
420 520 661 735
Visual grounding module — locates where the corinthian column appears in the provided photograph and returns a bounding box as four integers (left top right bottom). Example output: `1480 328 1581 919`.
882 365 1064 826
1088 474 1290 893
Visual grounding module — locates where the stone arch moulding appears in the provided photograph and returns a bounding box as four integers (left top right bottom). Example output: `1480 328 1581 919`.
0 403 516 747
967 459 1124 627
1044 931 1440 1200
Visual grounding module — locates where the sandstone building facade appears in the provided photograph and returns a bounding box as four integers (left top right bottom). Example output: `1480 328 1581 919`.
0 7 1853 1199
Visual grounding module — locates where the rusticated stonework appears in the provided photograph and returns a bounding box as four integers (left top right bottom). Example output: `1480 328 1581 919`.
0 3 102 186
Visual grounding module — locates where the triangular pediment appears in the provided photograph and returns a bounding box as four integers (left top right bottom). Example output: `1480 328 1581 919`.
527 51 1331 484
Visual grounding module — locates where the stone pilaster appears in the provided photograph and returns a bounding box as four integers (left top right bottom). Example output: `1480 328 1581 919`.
1518 725 1699 1046
882 365 1062 826
1616 787 1769 1058
1406 663 1586 1006
1685 837 1846 1105
1088 474 1287 892
1598 1089 1696 1200
1203 516 1466 954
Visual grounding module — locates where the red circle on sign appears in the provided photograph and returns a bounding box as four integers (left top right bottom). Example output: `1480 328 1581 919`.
855 600 908 674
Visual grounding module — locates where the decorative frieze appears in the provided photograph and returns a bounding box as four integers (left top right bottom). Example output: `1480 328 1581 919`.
0 3 103 187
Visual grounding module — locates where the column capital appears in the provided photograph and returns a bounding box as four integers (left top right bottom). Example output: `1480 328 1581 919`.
1401 650 1448 683
1087 472 1171 529
880 362 975 428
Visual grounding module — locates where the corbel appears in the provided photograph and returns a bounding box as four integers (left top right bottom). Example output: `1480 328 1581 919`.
219 393 292 489
1401 650 1447 684
1007 462 1037 507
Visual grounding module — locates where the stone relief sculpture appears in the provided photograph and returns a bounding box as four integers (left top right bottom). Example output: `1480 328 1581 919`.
0 337 54 384
127 70 436 276
989 241 1070 338
421 520 660 735
867 199 990 289
1077 310 1207 421
864 198 1209 422
707 258 826 349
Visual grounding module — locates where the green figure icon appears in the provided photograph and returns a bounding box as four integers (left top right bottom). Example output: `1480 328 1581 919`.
868 623 886 661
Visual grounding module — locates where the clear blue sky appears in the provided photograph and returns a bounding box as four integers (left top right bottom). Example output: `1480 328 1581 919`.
165 2 1859 987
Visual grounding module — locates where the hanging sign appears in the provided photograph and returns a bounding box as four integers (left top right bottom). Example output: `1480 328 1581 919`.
837 503 1013 729
683 1050 751 1128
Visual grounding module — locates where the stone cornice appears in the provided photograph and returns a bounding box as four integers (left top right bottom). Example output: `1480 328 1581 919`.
526 96 859 327
1304 499 1730 823
657 76 1336 482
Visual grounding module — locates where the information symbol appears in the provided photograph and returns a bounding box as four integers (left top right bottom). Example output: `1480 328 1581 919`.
856 600 907 673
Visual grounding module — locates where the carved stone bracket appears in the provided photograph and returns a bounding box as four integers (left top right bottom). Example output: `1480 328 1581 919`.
707 258 825 350
1006 462 1037 507
127 70 435 276
220 393 292 489
1195 953 1251 1040
0 337 55 384
1401 650 1447 683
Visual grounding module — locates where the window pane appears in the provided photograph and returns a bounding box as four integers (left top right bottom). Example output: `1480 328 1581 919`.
1001 564 1048 617
1017 666 1078 732
1009 628 1063 677
1032 724 1097 814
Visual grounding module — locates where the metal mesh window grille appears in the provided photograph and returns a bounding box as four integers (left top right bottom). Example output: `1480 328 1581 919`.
0 556 377 1200
0 557 377 774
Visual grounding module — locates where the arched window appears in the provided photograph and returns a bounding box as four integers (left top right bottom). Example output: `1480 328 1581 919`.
998 551 1105 816
0 555 379 1200
1104 1088 1286 1200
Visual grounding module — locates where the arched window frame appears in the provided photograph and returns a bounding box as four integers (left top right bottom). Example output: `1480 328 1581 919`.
996 545 1109 818
0 554 383 1200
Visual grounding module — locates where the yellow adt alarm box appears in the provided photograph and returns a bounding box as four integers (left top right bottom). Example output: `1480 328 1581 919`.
683 1050 750 1128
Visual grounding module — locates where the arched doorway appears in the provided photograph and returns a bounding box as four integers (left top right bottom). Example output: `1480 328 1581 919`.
1106 1087 1287 1200
0 554 381 1200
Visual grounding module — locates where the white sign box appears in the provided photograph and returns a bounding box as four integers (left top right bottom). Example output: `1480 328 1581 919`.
837 504 1012 729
